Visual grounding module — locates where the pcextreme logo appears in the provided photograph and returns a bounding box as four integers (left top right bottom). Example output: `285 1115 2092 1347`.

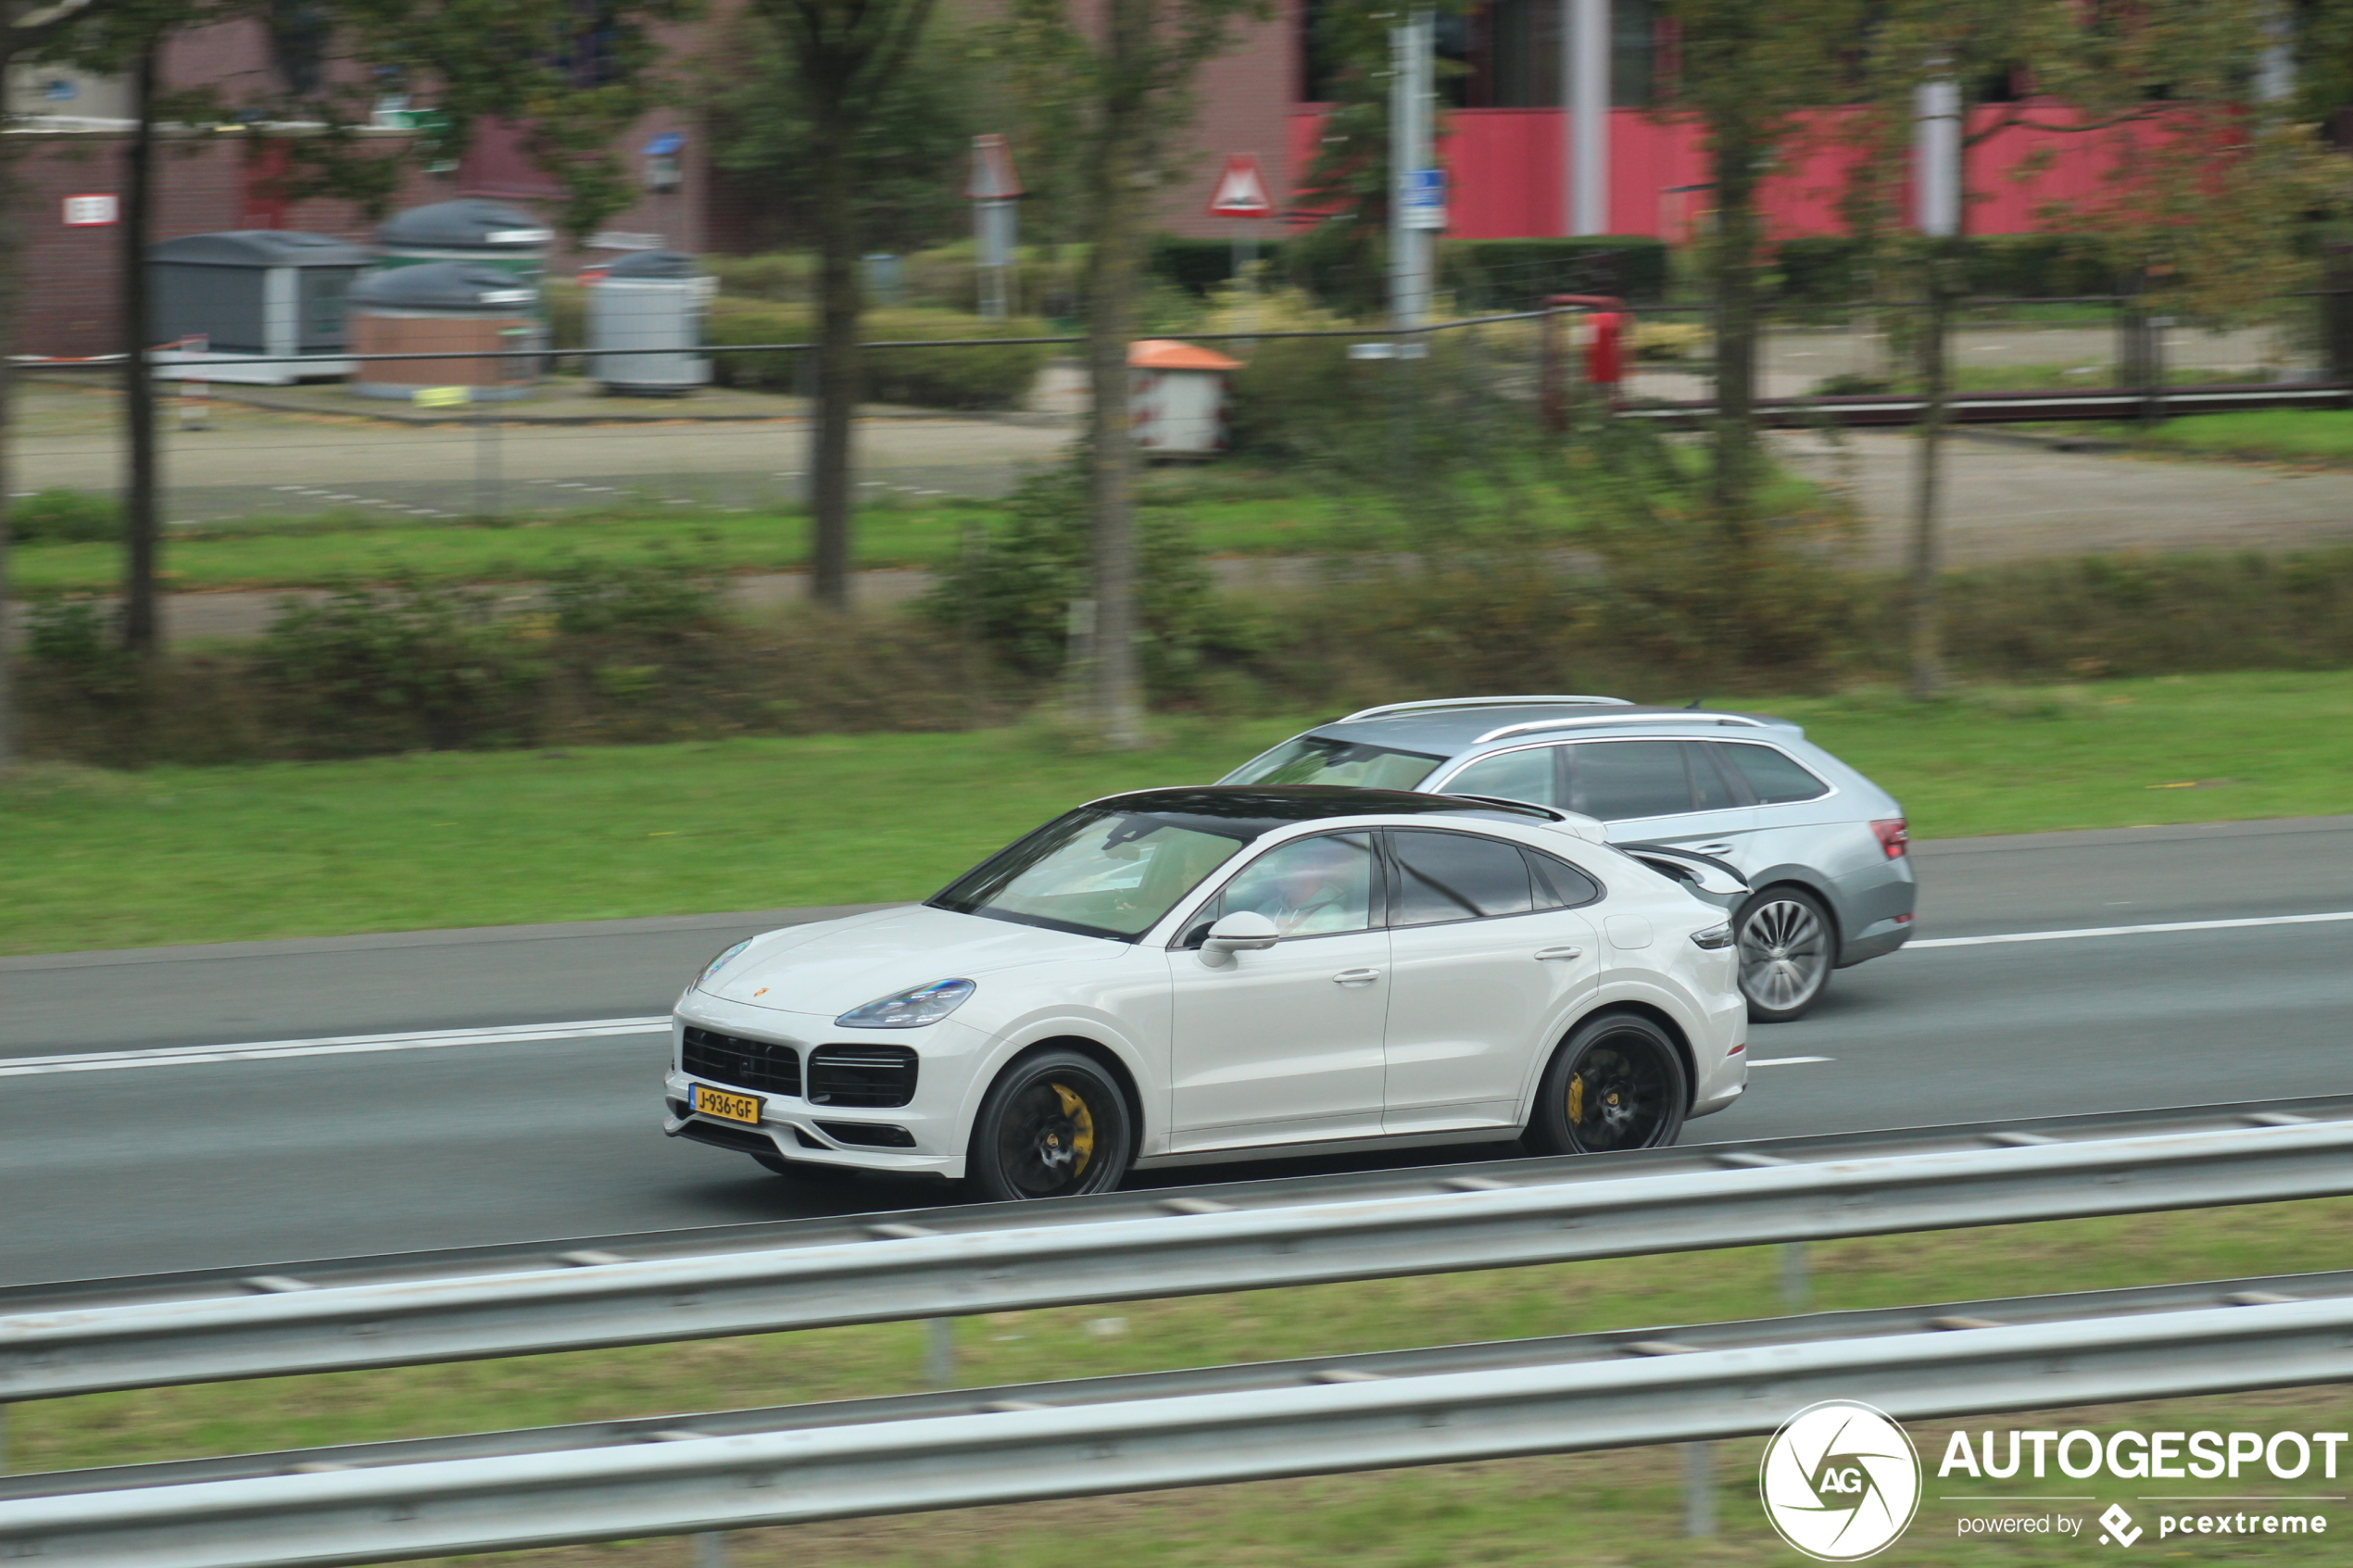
1759 1399 1925 1561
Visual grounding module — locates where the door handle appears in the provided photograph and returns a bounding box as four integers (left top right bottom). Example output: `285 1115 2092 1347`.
1331 967 1383 985
1535 947 1585 961
1688 843 1736 857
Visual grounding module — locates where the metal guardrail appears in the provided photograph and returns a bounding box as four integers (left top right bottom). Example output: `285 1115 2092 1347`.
1625 381 2353 428
8 1277 2353 1565
6 1096 2353 1401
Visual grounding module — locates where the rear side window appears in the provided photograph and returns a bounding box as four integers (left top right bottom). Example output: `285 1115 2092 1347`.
1441 746 1560 808
1526 849 1602 909
1718 743 1831 804
1567 741 1693 821
1388 830 1535 925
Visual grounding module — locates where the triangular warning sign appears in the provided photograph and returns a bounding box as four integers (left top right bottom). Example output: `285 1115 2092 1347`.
1206 154 1274 218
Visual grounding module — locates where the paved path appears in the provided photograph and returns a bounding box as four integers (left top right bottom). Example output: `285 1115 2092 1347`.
6 815 2351 1283
1775 430 2353 569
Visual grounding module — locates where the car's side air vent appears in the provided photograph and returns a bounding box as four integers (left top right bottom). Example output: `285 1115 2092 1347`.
681 1026 801 1098
807 1044 919 1108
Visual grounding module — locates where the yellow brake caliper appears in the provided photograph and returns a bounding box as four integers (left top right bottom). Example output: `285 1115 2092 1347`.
1567 1073 1586 1126
1051 1084 1096 1174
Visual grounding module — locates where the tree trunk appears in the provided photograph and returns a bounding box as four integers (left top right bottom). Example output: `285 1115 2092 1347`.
1906 257 1952 699
120 41 160 656
1081 0 1150 750
0 88 19 770
806 106 860 610
1706 116 1761 536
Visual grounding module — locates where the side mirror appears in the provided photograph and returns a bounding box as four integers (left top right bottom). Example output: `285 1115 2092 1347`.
1198 910 1280 967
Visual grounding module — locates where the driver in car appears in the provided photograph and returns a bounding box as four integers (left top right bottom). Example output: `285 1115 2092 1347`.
1228 837 1368 937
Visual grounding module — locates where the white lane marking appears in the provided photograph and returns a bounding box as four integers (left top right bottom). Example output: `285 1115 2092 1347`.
0 1017 670 1077
1911 909 2353 949
1746 1056 1833 1067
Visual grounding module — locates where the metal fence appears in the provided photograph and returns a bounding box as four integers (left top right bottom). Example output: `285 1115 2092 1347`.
5 1097 2353 1563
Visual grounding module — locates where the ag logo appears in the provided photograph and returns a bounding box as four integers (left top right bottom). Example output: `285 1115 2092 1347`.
2097 1503 2143 1547
1759 1399 1922 1561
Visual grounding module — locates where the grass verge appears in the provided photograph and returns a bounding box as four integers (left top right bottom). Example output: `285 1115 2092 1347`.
5 670 2351 956
12 1198 2353 1563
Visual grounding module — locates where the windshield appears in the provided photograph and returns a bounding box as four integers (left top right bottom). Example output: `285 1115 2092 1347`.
1223 734 1446 791
930 808 1250 940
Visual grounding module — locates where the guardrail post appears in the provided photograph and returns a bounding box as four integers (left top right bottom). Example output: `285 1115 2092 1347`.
694 1530 728 1567
926 1316 956 1388
1683 1439 1717 1536
1780 1241 1809 1311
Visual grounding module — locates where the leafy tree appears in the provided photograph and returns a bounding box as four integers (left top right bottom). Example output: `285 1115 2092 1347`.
701 9 975 256
0 0 124 769
1006 0 1268 746
1843 0 2341 695
1655 0 1863 527
742 0 942 611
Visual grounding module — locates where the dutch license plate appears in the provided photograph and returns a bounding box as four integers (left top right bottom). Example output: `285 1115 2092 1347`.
691 1085 764 1126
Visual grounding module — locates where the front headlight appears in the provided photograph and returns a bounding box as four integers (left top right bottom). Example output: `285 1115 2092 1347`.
696 939 753 989
836 978 975 1029
1690 923 1734 950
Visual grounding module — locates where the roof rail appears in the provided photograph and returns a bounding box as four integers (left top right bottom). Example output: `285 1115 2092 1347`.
1473 713 1771 744
1336 695 1632 724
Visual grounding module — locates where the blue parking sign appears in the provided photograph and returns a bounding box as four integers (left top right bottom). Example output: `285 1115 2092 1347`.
1401 167 1446 232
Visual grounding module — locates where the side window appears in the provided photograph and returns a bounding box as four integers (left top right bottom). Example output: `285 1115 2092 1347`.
1526 848 1603 909
1687 741 1743 810
1567 741 1695 822
1389 830 1535 926
1441 746 1561 809
1205 834 1378 939
1718 743 1831 804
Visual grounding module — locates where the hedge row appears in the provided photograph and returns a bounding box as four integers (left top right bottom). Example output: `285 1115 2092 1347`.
1148 234 1672 307
704 301 1055 410
1773 236 2125 304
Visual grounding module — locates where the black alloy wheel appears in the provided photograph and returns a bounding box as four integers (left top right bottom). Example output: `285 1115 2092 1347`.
966 1048 1133 1200
1525 1012 1689 1156
1735 887 1834 1022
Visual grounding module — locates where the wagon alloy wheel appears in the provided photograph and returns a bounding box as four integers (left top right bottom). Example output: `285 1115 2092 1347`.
1525 1013 1689 1157
968 1049 1133 1200
1736 889 1833 1023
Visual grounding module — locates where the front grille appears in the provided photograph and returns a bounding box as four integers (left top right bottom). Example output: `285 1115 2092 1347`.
675 1118 776 1154
807 1044 919 1108
681 1026 801 1097
816 1121 918 1148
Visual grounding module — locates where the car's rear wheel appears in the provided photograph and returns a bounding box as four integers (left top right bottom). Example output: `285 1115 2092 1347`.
1525 1012 1689 1156
1735 887 1834 1022
965 1048 1133 1201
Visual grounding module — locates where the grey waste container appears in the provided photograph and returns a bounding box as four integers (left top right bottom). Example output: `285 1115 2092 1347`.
346 262 540 401
375 199 550 287
587 249 711 395
149 231 370 384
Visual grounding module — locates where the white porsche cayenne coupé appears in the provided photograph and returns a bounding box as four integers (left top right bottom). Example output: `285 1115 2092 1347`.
665 785 1750 1199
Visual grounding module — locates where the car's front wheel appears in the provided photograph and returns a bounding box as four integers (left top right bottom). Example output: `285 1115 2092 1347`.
1735 886 1834 1022
965 1048 1133 1200
1525 1012 1689 1156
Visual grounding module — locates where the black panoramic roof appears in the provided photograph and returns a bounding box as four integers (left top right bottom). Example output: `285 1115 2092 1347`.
1095 784 1554 828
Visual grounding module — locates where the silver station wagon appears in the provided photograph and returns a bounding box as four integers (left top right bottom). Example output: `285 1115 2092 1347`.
1220 696 1916 1022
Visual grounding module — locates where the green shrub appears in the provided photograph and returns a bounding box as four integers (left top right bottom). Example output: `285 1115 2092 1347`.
9 489 121 545
1451 238 1672 309
545 546 725 638
705 301 1052 409
1225 337 1379 460
1151 235 1275 297
255 578 548 754
916 461 1251 695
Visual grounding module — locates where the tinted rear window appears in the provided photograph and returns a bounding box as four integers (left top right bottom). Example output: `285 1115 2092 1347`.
1389 830 1535 924
1568 741 1693 821
1718 743 1831 804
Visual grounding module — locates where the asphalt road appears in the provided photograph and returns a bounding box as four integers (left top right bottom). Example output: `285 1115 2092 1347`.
5 814 2351 1287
